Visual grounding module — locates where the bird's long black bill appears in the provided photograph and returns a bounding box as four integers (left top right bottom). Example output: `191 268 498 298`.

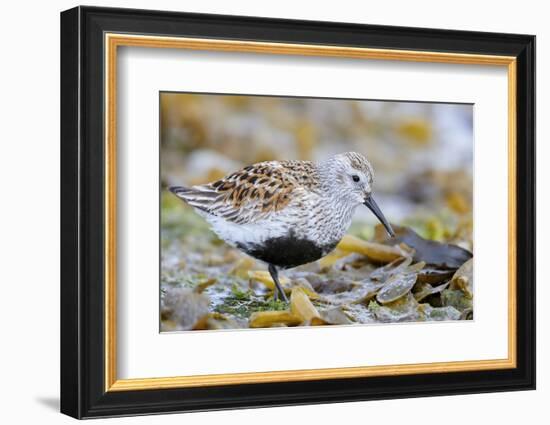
364 196 395 238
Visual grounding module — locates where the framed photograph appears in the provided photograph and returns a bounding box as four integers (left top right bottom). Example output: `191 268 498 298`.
60 6 535 419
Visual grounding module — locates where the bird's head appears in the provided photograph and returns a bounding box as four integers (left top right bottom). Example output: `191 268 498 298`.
321 152 395 238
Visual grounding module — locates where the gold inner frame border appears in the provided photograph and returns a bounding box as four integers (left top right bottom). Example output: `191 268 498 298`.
104 33 517 392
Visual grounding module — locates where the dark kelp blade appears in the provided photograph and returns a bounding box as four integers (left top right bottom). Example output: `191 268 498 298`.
375 224 472 270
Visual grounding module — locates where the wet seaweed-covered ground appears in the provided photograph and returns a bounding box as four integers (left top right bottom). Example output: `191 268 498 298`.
160 192 473 332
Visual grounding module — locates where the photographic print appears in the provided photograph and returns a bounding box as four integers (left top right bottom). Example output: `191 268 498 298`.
160 92 474 332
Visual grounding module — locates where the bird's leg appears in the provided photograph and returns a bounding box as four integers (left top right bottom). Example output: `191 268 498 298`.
268 264 289 303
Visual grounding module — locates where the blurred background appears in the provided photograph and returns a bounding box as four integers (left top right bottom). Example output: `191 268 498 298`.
161 92 473 244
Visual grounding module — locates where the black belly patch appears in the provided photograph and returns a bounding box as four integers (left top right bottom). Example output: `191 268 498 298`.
239 235 337 269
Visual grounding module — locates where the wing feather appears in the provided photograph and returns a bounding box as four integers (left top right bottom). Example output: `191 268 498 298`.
169 160 319 224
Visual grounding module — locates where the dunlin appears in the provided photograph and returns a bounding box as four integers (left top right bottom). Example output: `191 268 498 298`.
170 152 394 302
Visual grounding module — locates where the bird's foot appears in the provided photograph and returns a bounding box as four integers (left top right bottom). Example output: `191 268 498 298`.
279 291 289 304
268 264 290 304
272 290 289 304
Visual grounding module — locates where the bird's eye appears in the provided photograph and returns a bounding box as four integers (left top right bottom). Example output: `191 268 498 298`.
352 174 360 183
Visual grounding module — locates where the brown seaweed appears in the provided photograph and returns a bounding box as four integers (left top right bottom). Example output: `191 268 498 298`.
376 262 425 304
376 225 472 269
249 310 302 328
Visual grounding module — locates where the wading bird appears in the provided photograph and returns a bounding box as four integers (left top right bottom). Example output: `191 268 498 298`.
170 152 394 302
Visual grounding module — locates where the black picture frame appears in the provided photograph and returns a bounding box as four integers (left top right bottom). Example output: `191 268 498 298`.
61 5 535 419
